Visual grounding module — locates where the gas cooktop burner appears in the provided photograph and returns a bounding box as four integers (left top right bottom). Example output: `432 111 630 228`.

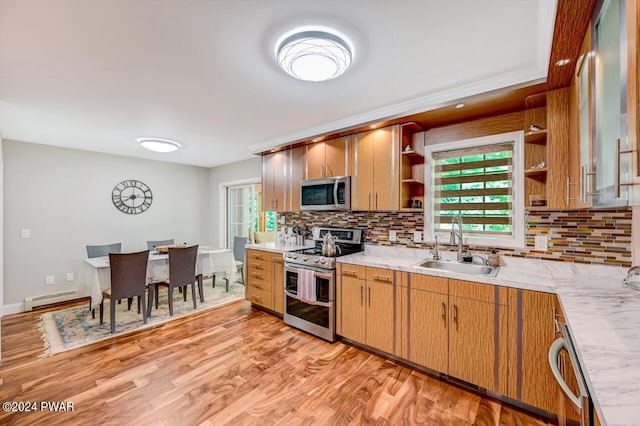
283 226 365 270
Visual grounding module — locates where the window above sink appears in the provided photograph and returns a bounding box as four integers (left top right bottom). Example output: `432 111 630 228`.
424 130 525 249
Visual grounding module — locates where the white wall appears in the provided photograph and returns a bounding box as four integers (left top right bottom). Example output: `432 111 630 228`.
208 157 261 247
3 140 211 307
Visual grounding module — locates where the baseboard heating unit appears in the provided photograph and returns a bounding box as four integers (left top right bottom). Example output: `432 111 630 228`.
24 291 78 311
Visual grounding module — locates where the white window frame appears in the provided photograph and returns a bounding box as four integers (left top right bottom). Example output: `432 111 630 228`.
424 130 525 249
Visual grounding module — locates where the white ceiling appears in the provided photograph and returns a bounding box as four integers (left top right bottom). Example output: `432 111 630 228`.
0 0 556 168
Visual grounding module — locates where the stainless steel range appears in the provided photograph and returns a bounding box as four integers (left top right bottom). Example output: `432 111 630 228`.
283 227 364 342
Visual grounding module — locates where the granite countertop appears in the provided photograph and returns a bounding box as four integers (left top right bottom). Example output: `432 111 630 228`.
245 241 315 254
338 245 638 426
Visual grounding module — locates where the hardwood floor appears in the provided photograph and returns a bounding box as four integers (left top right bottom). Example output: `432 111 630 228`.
1 300 555 425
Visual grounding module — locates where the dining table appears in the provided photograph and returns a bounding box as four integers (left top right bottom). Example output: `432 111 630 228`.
81 246 237 307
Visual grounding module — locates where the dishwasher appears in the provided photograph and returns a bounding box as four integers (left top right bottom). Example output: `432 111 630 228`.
548 322 594 426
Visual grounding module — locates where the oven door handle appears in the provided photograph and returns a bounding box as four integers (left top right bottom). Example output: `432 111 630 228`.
333 179 339 207
284 290 333 307
285 264 335 276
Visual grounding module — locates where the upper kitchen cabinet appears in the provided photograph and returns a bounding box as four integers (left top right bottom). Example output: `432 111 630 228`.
288 146 305 212
569 0 639 207
306 137 348 180
262 151 287 212
351 125 400 211
262 147 305 212
399 122 425 211
592 0 633 206
568 31 595 209
523 89 570 209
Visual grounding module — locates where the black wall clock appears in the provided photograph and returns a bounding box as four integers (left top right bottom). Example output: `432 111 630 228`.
112 179 153 214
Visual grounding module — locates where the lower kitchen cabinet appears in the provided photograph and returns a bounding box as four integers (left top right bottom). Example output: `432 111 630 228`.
407 286 448 373
338 264 398 355
506 288 567 417
403 274 449 372
402 275 507 393
272 254 284 314
448 295 502 391
339 273 367 343
337 265 572 419
365 276 395 354
245 248 285 314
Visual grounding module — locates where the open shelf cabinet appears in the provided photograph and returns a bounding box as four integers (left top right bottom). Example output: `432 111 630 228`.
399 122 424 210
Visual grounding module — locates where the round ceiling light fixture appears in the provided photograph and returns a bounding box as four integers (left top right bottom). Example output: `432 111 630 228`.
276 26 353 82
137 137 182 153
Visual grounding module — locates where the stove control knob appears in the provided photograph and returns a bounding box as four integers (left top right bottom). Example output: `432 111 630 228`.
320 259 327 264
303 256 309 261
314 257 320 263
290 253 298 259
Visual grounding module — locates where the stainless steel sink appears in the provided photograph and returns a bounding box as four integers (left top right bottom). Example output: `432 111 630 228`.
415 260 499 277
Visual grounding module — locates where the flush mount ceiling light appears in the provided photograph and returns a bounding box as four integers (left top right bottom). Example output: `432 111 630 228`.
137 137 181 153
276 27 353 82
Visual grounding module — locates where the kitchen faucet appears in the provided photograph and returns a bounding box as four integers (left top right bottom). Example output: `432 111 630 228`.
450 214 464 262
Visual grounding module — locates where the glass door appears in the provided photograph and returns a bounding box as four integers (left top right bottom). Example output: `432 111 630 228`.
227 184 255 250
593 0 629 206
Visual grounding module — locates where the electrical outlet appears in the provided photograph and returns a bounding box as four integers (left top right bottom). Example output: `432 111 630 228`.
534 235 548 251
389 230 397 242
413 231 422 243
45 275 55 285
21 229 31 239
66 272 74 282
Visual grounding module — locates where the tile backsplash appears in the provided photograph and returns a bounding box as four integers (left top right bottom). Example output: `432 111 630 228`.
280 207 632 267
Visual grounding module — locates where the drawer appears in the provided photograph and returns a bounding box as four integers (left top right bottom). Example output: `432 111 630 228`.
246 285 273 310
340 263 366 280
246 259 273 272
246 249 270 262
246 275 272 291
409 273 448 294
246 268 273 281
449 279 496 304
366 266 395 285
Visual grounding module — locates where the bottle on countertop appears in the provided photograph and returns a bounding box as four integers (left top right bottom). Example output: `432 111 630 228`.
488 249 500 267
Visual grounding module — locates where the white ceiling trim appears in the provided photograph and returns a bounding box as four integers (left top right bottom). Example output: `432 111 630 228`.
537 0 559 72
249 68 546 154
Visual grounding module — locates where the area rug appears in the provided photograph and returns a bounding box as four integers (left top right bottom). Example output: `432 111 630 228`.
39 278 245 356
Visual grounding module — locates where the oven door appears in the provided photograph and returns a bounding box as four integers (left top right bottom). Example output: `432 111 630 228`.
283 264 335 342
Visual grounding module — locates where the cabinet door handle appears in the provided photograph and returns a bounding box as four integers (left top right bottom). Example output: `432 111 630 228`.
368 286 371 308
325 163 330 177
320 164 325 177
375 193 378 210
251 294 262 301
452 303 458 325
372 274 392 283
342 270 358 277
368 193 371 210
441 301 446 321
616 138 635 198
360 284 363 305
251 281 262 288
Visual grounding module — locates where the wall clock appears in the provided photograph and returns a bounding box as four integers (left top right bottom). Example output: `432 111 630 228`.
112 179 153 214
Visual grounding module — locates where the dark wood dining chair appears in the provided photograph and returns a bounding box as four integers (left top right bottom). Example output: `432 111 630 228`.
148 245 202 316
100 250 149 333
86 242 122 318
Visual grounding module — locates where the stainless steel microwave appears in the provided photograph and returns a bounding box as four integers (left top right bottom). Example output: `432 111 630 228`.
300 177 350 211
